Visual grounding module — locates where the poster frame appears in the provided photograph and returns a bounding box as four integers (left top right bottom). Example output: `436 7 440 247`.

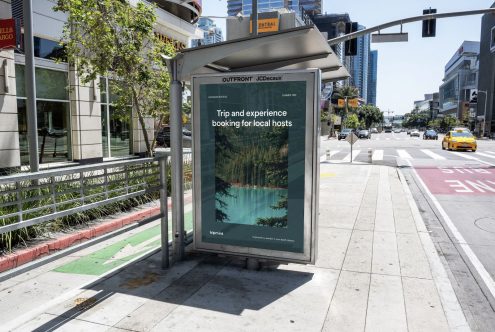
191 69 320 264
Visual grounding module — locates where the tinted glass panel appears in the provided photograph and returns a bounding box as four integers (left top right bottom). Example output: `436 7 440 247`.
17 99 71 164
15 65 68 100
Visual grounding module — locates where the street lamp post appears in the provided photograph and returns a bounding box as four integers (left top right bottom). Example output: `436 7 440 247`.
478 90 488 137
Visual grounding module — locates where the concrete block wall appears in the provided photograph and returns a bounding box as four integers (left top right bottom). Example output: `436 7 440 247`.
0 0 21 173
69 67 103 162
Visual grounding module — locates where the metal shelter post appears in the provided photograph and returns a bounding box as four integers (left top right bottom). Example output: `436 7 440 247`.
169 59 185 261
23 0 39 172
252 0 258 35
157 151 169 269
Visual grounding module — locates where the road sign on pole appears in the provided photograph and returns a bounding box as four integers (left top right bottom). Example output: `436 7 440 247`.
346 132 358 162
346 132 358 145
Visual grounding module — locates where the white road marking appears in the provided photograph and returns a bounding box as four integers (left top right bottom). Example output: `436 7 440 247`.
475 152 495 159
447 151 495 166
397 149 412 159
372 149 384 160
485 151 495 155
408 160 495 302
320 150 340 162
420 149 446 160
343 149 361 162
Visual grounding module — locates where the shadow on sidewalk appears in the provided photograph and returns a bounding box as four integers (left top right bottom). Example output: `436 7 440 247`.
32 252 314 331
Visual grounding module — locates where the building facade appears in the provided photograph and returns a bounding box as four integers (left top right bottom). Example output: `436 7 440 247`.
367 50 378 106
439 41 480 124
191 17 223 47
227 0 321 16
0 0 202 173
349 24 369 104
476 4 495 137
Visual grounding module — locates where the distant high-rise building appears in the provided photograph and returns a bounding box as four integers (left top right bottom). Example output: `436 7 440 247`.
191 17 223 47
227 0 321 16
367 50 378 106
439 41 479 123
349 25 370 103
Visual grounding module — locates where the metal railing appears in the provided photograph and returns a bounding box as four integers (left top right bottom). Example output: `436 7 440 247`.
0 149 192 268
0 157 162 235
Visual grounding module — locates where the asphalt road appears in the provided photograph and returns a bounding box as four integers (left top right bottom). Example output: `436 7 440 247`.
322 132 495 331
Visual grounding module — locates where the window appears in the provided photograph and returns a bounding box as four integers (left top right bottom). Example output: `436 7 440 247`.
100 78 132 158
491 26 495 53
15 64 71 164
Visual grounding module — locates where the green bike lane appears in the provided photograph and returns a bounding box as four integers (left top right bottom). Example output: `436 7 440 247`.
54 210 193 276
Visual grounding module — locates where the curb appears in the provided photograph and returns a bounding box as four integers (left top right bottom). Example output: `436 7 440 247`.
397 168 470 332
0 207 161 274
0 194 193 274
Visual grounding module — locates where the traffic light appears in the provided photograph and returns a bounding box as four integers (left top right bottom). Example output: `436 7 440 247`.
345 22 358 56
422 8 437 37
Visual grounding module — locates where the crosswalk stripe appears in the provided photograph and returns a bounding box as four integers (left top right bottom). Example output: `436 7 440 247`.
397 149 412 159
320 150 340 162
420 149 446 160
343 150 361 162
485 151 495 155
448 151 477 160
475 152 495 159
372 149 384 160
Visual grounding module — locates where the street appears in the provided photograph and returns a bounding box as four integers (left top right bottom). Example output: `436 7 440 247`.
322 132 495 330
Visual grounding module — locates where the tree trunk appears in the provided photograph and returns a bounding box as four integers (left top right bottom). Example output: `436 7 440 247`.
132 89 152 156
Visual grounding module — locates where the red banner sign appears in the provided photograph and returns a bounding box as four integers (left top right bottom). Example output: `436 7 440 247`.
0 19 16 50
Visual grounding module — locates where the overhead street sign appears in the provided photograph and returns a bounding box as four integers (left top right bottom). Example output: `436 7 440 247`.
346 132 358 145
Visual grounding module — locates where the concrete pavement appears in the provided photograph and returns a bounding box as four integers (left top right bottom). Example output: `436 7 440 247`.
0 163 470 331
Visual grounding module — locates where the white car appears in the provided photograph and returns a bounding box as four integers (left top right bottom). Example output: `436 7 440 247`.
410 130 420 137
370 128 378 133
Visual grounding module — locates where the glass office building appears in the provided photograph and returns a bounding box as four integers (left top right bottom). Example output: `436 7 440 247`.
227 0 321 16
0 0 202 173
191 17 223 47
349 25 370 103
367 50 378 106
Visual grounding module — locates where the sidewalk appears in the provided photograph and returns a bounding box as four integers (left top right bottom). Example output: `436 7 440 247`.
0 163 470 331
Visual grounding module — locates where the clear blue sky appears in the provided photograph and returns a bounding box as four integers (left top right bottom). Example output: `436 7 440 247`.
202 0 493 115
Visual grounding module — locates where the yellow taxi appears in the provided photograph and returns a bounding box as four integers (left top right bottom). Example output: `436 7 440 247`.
442 129 477 152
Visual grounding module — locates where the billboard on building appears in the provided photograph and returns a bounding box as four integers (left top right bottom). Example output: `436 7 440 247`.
192 70 320 264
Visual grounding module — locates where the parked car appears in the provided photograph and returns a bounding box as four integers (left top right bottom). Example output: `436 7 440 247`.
423 129 438 140
407 129 411 135
156 126 192 148
410 129 420 137
357 129 371 139
394 128 402 133
370 127 378 134
338 128 354 140
442 130 477 152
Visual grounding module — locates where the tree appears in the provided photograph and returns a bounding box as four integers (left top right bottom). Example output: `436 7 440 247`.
357 105 383 129
54 0 175 155
343 113 360 129
333 86 359 118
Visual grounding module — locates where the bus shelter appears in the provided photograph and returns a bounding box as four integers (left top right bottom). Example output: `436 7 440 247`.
162 24 349 266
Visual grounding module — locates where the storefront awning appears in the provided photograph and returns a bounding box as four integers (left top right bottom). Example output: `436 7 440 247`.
173 25 349 83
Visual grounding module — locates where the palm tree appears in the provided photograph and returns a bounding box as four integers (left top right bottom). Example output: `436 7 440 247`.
333 86 360 120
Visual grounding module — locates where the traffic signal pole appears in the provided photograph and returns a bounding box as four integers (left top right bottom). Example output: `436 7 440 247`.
327 8 495 46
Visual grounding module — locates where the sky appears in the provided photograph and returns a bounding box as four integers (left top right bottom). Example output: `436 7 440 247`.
201 0 493 115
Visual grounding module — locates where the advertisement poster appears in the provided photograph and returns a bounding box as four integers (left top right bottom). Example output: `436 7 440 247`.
193 70 319 263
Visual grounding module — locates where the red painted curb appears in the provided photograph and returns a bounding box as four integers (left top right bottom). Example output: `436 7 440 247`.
0 206 162 274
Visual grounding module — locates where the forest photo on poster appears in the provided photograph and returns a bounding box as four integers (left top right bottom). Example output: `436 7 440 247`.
214 125 289 228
